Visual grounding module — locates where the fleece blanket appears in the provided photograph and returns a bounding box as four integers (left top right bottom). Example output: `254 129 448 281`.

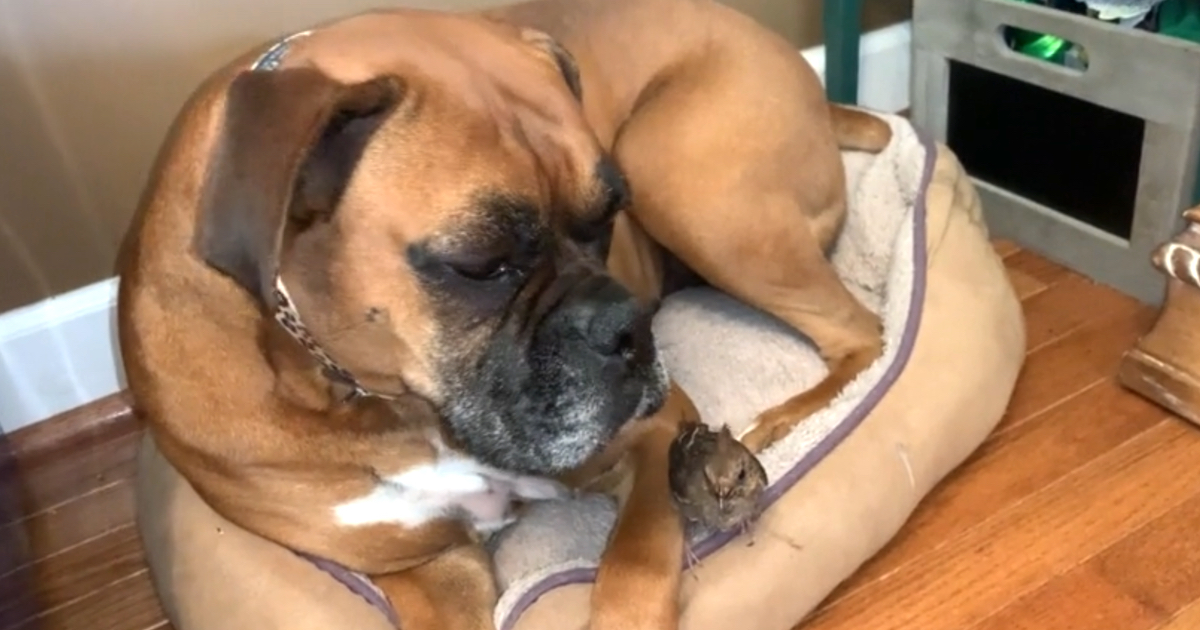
487 112 928 628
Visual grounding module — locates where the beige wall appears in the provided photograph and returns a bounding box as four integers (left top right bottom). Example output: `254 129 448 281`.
0 0 911 313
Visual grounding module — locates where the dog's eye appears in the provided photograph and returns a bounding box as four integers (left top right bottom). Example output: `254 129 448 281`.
447 256 518 282
570 214 616 260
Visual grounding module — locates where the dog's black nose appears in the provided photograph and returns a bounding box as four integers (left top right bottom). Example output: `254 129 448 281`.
569 280 655 361
586 300 647 359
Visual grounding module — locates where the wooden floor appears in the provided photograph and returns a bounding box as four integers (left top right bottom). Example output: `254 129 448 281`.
0 243 1194 630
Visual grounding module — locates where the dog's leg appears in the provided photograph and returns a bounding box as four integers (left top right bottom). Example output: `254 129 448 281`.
611 70 883 456
589 384 698 630
371 544 498 630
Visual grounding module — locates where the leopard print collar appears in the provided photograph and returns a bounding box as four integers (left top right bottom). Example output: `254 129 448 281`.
250 29 313 72
250 30 394 402
270 277 391 401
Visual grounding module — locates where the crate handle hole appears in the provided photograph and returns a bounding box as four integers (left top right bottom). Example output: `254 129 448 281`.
996 24 1089 72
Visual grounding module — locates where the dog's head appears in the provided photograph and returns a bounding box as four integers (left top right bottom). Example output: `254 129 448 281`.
193 13 668 476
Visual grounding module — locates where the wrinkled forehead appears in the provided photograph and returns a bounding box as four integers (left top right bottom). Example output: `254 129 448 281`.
299 13 611 246
296 10 576 112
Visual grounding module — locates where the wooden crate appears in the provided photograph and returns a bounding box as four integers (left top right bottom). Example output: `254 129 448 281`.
910 0 1200 304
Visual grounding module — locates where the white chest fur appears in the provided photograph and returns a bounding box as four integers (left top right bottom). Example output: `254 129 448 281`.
332 432 571 534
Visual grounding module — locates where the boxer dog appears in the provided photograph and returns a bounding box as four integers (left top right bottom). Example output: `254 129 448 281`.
116 0 890 627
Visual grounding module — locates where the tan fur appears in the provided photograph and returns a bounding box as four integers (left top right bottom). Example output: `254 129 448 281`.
117 0 889 628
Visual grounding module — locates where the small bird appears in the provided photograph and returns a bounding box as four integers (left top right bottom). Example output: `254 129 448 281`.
668 420 769 569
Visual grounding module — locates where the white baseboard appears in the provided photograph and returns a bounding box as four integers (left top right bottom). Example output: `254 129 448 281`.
0 21 912 435
0 277 124 433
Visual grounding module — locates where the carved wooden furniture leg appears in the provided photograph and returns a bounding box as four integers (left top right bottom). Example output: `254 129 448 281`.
1119 207 1200 425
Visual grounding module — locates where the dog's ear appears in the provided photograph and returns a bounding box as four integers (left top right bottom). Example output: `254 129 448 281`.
195 67 403 305
520 28 582 101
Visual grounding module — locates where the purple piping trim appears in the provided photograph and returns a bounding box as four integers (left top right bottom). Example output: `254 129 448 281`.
496 128 940 630
295 551 402 628
296 129 941 630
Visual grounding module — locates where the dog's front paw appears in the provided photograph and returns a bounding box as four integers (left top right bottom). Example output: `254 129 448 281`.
737 414 793 454
737 422 776 454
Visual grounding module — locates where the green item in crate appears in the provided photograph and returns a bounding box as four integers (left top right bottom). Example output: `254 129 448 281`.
1002 0 1083 66
1157 0 1200 44
1008 26 1073 61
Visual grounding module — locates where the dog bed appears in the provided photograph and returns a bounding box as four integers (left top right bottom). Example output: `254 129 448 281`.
135 112 1025 630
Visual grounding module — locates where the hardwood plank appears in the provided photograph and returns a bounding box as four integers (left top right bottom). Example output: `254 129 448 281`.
0 525 145 622
1020 273 1147 353
0 451 32 583
826 380 1165 596
968 488 1200 630
800 420 1200 630
0 559 37 629
1006 267 1048 301
10 569 165 630
0 479 134 573
968 564 1161 630
7 428 141 524
1092 488 1200 614
7 392 134 467
1158 601 1200 630
1004 249 1073 294
997 303 1156 433
991 239 1021 259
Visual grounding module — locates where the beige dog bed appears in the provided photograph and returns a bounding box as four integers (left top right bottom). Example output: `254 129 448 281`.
136 113 1025 630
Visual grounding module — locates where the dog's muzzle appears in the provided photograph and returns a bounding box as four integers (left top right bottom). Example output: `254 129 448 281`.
540 274 658 381
439 267 668 476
